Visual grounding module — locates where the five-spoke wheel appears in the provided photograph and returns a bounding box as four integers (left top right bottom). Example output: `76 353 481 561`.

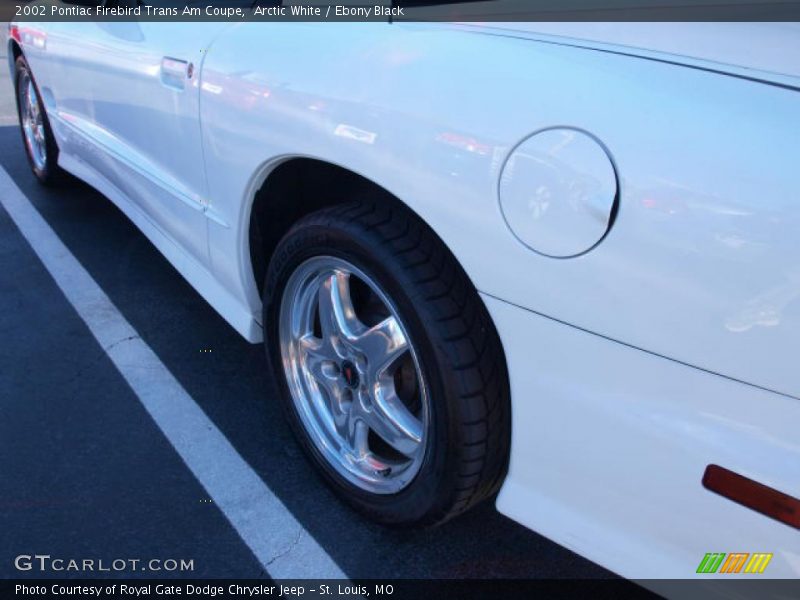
280 257 428 494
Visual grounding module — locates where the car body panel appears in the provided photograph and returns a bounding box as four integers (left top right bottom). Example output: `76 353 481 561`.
486 293 800 579
37 22 232 263
199 22 800 400
472 22 800 86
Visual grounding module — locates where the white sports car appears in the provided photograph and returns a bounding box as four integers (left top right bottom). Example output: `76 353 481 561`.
8 6 800 580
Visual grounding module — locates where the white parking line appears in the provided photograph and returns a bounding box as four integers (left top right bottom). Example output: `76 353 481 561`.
0 166 348 580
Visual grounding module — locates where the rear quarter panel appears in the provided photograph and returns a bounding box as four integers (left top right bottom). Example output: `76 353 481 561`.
200 22 800 399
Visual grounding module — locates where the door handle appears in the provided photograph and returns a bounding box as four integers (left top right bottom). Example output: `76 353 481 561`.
160 57 192 90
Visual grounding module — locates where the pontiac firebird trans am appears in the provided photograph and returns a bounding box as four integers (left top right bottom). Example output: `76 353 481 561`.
7 12 800 579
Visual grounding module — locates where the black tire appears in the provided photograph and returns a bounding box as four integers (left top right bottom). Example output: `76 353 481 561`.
14 55 66 186
263 200 511 527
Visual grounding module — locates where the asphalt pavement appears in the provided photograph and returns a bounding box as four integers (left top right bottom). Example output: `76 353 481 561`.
0 41 613 581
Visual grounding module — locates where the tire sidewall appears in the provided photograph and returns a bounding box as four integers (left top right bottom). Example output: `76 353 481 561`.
264 217 463 526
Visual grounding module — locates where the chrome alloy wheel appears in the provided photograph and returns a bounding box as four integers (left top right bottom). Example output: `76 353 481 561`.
279 256 429 494
19 71 47 172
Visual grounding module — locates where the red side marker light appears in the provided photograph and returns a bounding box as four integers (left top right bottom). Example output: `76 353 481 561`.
703 464 800 530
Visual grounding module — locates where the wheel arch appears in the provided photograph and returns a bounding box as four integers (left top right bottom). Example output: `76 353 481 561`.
247 157 477 303
247 157 385 295
244 157 510 378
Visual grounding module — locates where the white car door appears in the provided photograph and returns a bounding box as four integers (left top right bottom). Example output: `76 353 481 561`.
44 14 233 263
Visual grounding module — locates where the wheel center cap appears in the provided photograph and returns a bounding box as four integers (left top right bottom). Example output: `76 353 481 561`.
341 360 359 389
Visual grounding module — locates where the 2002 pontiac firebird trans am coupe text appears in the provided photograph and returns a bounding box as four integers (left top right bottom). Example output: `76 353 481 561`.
8 12 800 580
